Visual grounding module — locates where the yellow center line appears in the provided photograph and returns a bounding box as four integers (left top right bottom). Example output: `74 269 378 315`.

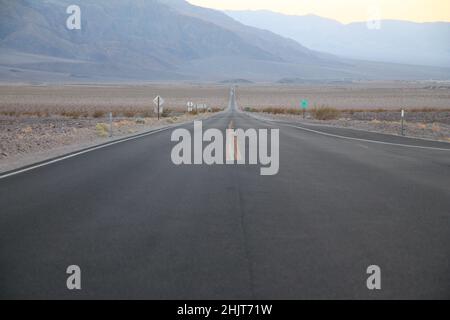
227 120 242 162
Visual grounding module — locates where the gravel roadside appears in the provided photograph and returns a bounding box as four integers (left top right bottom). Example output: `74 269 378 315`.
246 112 450 143
0 112 215 174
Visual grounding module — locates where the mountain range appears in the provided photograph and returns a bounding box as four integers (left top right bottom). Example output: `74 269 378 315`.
0 0 449 82
226 10 450 68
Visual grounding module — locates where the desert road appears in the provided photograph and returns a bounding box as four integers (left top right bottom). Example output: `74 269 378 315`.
1 90 450 300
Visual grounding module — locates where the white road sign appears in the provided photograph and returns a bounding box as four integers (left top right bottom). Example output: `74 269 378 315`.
187 101 194 112
153 96 165 106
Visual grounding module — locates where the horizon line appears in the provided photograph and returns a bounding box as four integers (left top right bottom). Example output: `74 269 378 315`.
186 1 450 25
222 9 450 25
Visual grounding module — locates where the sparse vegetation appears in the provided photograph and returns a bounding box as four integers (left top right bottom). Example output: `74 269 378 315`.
0 85 229 120
255 107 303 115
161 108 171 118
244 105 341 120
409 107 450 113
95 123 110 137
431 123 441 132
263 107 284 114
236 83 450 111
63 110 86 119
1 83 449 174
122 110 137 118
416 123 427 130
0 105 223 119
310 107 341 120
92 111 106 118
244 105 450 125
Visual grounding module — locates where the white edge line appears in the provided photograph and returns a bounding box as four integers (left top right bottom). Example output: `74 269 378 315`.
0 126 174 180
248 114 450 152
0 113 225 180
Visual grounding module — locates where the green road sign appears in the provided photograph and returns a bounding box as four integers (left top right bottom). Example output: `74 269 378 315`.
301 99 309 109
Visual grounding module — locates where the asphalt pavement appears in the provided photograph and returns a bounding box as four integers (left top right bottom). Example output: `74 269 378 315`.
1 90 450 299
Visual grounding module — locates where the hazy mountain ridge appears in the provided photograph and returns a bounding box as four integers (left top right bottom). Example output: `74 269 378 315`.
1 1 277 65
0 0 449 82
160 0 324 64
226 10 450 68
0 0 333 81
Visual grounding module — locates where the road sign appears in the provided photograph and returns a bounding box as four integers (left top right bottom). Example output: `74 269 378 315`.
153 95 164 120
187 101 194 112
153 96 165 107
301 99 309 109
301 99 309 119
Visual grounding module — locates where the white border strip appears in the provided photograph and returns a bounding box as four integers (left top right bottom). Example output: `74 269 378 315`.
0 126 173 180
250 114 450 152
0 112 226 180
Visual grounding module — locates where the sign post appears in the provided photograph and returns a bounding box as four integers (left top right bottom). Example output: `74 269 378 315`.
301 99 309 119
109 112 113 138
401 109 405 136
153 95 165 120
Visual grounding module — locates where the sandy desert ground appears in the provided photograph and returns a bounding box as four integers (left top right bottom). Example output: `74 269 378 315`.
235 82 450 110
236 82 450 142
1 82 449 173
0 84 228 172
2 82 449 117
0 84 229 117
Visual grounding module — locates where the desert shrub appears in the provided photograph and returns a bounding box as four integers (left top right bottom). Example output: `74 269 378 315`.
260 107 303 115
431 123 441 132
93 111 106 118
286 108 303 115
343 109 365 115
96 123 109 137
140 110 153 118
21 126 33 134
61 110 83 119
162 108 171 118
311 107 341 120
262 107 286 114
409 107 448 113
416 123 427 129
135 117 146 124
1 110 17 116
123 110 137 118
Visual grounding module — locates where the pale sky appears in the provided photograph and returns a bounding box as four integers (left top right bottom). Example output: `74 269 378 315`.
187 0 450 24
